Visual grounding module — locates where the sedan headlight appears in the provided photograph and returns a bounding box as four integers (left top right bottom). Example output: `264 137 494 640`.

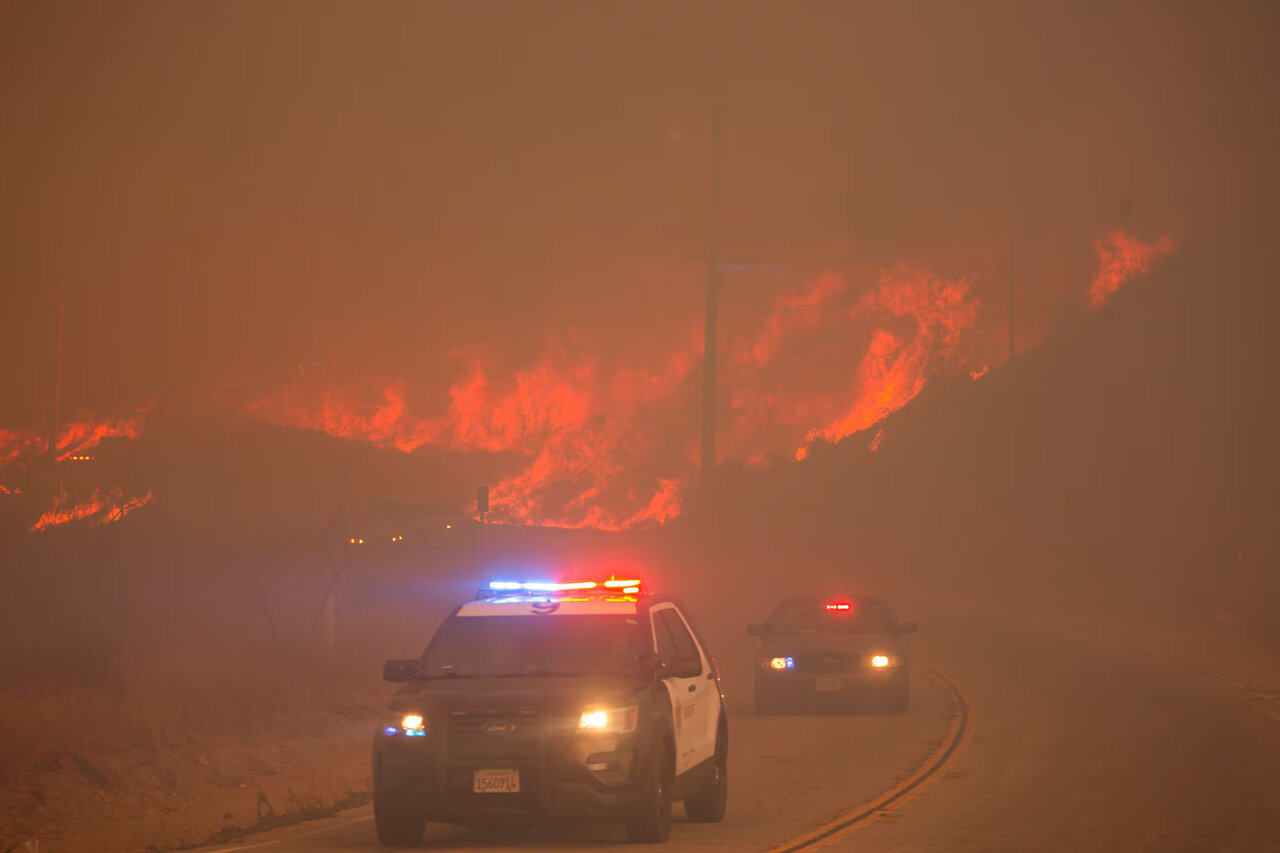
577 705 638 734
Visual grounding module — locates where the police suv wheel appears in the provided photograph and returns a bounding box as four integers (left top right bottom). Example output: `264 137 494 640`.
683 725 728 823
625 746 673 843
374 787 425 846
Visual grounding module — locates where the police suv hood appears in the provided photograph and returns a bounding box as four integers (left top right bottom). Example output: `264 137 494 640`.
758 631 906 656
388 675 649 716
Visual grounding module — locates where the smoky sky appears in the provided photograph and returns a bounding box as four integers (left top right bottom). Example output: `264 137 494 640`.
2 0 1277 429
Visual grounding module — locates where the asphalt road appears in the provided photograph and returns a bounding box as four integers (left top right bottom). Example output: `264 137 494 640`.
200 616 1280 853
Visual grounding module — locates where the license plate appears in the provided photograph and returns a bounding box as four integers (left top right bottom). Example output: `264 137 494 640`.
815 677 842 692
473 768 520 793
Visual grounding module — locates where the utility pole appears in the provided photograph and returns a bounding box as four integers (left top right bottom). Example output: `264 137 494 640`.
1006 209 1015 365
51 290 65 457
700 84 725 494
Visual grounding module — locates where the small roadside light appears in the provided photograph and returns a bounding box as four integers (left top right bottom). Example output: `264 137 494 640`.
871 655 890 668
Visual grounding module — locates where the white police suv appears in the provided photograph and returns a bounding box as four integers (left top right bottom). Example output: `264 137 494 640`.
373 578 728 845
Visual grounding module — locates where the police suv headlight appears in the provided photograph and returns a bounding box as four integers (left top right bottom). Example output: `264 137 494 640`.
383 713 427 737
577 705 638 734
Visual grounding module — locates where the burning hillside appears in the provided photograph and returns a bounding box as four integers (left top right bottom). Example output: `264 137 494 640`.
0 231 1172 533
0 405 153 532
242 230 1172 529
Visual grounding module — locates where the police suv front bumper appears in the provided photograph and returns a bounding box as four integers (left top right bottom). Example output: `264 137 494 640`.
373 712 654 824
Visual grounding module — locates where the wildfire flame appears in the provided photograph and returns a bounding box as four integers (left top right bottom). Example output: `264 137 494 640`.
1 429 47 469
794 263 979 455
0 406 150 470
1089 230 1174 311
1 406 152 531
869 429 885 453
245 231 1171 529
29 486 156 532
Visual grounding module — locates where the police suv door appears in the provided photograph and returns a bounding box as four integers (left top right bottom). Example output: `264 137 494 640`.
650 603 717 775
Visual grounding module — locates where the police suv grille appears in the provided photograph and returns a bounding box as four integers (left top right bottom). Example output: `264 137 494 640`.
794 653 858 674
446 707 541 759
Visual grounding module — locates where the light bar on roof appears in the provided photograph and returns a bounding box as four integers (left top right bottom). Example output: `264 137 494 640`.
484 578 644 595
825 602 851 611
487 580 599 593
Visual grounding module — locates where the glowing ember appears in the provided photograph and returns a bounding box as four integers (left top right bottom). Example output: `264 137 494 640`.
1088 230 1174 311
970 364 990 380
29 487 156 532
0 484 22 495
869 429 885 452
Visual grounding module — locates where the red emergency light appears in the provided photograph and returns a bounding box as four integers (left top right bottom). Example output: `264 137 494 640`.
825 601 851 611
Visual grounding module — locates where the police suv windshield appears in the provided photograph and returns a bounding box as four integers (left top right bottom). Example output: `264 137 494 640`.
766 599 894 633
421 615 649 677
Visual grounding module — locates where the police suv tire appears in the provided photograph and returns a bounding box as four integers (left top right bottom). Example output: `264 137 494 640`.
374 787 425 846
683 725 728 823
625 745 673 843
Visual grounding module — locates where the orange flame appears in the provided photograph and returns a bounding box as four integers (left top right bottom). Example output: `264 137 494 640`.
801 264 979 453
0 406 150 470
1088 230 1174 311
246 231 1172 528
29 487 156 532
1 429 47 469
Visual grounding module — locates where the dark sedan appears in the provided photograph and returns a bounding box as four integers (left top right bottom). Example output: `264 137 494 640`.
748 595 917 714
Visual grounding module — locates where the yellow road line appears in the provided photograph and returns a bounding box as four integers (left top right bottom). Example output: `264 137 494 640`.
764 660 975 853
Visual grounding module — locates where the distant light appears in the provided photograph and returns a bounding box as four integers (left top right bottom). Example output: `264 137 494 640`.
770 657 795 670
383 726 398 736
401 714 424 731
446 524 452 529
825 602 851 611
871 655 890 668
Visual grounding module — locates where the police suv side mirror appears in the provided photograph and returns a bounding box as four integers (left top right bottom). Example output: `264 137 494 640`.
746 623 764 636
897 622 918 634
663 657 703 679
639 652 662 677
383 659 424 682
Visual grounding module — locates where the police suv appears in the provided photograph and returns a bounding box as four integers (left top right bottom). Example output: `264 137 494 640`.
373 578 729 845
